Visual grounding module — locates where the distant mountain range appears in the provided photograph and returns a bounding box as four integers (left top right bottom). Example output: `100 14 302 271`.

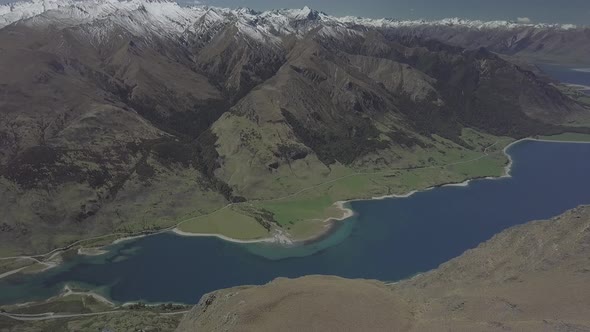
0 0 589 254
0 1 582 31
1 0 588 64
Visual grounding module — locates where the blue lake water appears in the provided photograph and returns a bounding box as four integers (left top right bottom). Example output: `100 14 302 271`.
1 140 590 305
538 63 590 94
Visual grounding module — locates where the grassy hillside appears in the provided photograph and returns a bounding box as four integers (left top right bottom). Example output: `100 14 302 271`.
178 129 512 240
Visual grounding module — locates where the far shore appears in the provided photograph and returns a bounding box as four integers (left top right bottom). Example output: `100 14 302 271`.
565 83 590 90
2 136 588 278
284 137 518 243
2 136 590 309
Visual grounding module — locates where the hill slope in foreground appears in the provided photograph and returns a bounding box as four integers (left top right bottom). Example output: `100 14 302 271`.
1 0 590 255
177 205 590 332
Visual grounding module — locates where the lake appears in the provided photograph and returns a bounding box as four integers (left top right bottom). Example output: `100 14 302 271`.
538 63 590 94
1 139 590 305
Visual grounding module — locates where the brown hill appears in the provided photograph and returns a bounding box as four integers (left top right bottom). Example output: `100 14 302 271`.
178 205 590 331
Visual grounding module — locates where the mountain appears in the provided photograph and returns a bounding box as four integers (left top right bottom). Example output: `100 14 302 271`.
0 0 588 255
177 205 590 331
2 0 589 64
384 19 590 65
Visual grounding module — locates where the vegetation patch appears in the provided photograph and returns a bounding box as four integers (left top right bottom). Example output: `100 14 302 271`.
177 207 269 240
538 132 590 142
281 108 391 165
184 131 513 240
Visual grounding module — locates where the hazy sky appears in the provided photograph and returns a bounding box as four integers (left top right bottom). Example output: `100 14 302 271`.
185 0 589 25
0 0 587 25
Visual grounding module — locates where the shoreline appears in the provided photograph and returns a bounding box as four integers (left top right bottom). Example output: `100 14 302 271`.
171 227 294 245
292 200 356 245
336 137 588 206
111 234 150 245
62 284 115 306
1 137 585 271
565 83 590 90
170 228 274 244
300 137 542 241
77 247 109 256
1 137 588 308
328 139 520 205
273 139 520 245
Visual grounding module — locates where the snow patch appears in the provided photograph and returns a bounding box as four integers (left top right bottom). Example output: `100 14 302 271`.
0 0 580 43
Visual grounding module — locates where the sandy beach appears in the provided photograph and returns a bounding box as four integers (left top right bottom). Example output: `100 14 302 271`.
112 234 149 245
171 228 294 245
63 284 115 306
77 247 109 256
329 201 355 221
565 83 590 90
171 228 272 243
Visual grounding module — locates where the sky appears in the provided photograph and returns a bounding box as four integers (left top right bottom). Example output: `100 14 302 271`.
181 0 590 25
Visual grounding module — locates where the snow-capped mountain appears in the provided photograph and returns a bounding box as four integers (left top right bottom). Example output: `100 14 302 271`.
2 0 587 67
0 0 580 39
0 1 352 46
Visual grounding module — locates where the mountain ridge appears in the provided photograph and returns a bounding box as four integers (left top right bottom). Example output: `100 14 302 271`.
0 0 583 32
0 0 589 255
3 0 588 66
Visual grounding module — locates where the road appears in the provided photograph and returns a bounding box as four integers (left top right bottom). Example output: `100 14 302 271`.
0 310 189 322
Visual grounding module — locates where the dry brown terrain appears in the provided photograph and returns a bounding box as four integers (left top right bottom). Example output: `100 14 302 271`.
177 205 590 332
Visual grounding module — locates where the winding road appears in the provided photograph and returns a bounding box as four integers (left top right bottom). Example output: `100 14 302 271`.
0 310 188 322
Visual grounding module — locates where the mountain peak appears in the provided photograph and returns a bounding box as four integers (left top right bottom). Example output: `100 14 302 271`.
0 0 580 33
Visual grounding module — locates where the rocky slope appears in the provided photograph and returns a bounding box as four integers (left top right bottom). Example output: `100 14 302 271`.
0 0 589 255
177 205 590 332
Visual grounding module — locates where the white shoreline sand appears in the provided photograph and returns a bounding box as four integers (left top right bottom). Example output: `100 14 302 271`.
63 284 115 306
565 83 590 90
77 247 109 256
328 201 355 222
171 228 273 244
112 234 149 245
171 228 294 245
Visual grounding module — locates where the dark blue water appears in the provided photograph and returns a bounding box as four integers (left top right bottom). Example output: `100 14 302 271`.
1 140 590 305
538 63 590 94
